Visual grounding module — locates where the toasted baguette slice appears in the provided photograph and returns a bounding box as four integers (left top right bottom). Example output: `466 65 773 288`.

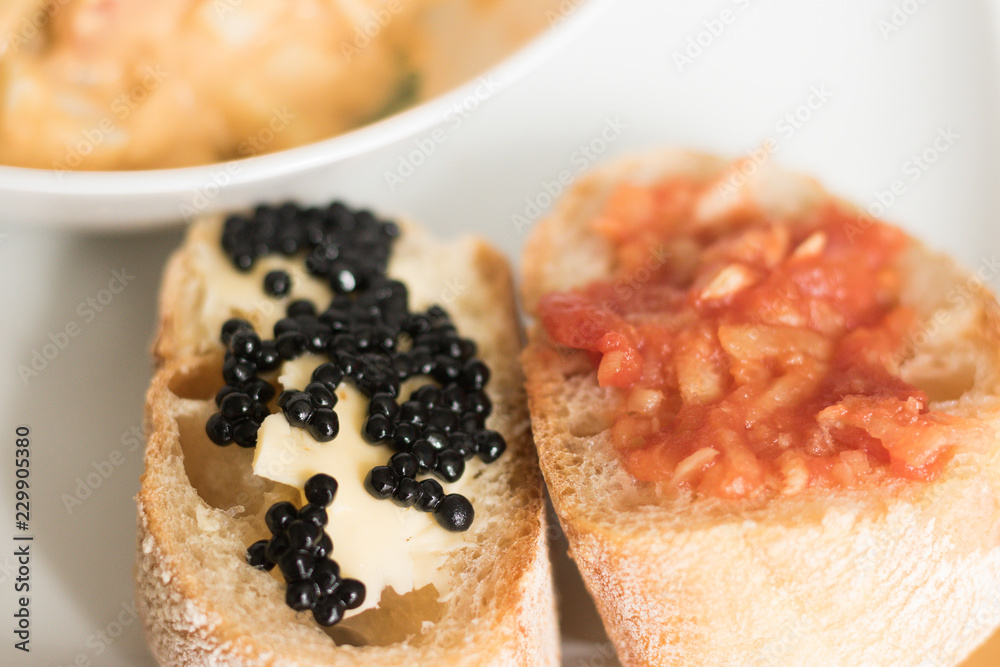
521 150 1000 666
137 211 558 665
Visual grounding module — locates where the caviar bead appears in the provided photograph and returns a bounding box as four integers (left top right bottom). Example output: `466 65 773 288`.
476 430 507 463
276 389 297 409
408 349 434 375
424 430 448 451
393 477 421 508
432 356 461 383
223 211 248 234
389 452 419 479
461 414 483 432
276 229 302 256
232 419 259 448
229 330 261 359
458 338 477 360
222 357 256 385
220 392 252 419
246 539 274 571
311 362 344 390
313 532 333 560
434 494 475 532
287 299 316 318
354 326 374 351
404 313 431 336
286 581 321 611
264 270 291 297
373 377 399 399
435 450 465 483
312 558 340 594
220 318 251 345
305 382 336 408
308 408 339 442
329 333 357 355
449 432 476 460
411 441 437 471
302 325 329 354
251 403 271 425
233 252 254 271
412 385 441 408
381 219 400 238
275 331 308 360
279 551 316 582
205 413 233 445
331 265 358 293
460 360 490 391
215 385 239 407
304 473 338 506
265 533 291 561
415 479 444 512
369 392 398 418
427 408 456 432
255 342 282 372
393 422 419 450
312 597 346 626
286 519 319 551
252 233 274 259
351 353 397 396
273 317 301 337
320 307 349 330
244 379 276 404
441 384 465 411
373 325 397 352
392 355 413 380
337 351 359 375
465 391 492 417
443 338 464 359
364 466 398 499
336 579 366 610
299 503 329 530
363 414 392 444
283 394 314 428
304 251 328 276
265 501 298 533
399 401 425 425
434 322 457 337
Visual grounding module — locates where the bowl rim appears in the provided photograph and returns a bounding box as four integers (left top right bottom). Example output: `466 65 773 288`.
0 0 610 197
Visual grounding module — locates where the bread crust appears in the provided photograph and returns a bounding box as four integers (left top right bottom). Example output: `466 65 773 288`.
137 215 558 665
521 150 1000 666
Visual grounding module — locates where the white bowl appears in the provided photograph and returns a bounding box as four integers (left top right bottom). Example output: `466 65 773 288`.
1 0 608 230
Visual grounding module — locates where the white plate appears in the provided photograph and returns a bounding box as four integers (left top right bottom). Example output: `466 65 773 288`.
2 0 1000 664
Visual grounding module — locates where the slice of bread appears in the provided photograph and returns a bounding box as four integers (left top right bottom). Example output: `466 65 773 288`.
521 150 1000 666
137 210 558 665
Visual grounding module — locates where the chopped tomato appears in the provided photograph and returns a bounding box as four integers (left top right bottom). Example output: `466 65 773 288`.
536 179 962 498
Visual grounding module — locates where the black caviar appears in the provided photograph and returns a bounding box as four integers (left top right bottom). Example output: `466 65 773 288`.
263 270 291 297
210 202 507 626
246 473 365 626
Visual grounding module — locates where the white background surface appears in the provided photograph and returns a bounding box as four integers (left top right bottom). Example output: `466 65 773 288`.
3 0 1000 664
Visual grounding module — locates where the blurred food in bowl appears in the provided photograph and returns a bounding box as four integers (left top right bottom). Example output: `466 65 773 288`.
0 0 538 171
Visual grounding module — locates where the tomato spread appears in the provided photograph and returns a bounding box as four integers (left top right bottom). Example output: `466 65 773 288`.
537 178 966 498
